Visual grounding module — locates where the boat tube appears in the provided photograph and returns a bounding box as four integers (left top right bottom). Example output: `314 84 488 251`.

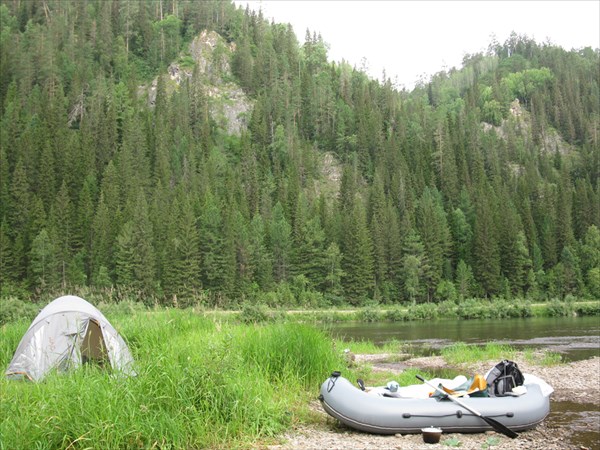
319 372 551 435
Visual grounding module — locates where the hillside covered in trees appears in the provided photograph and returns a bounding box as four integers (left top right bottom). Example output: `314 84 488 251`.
1 0 598 307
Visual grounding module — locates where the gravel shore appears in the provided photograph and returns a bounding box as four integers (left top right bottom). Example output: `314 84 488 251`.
268 355 600 450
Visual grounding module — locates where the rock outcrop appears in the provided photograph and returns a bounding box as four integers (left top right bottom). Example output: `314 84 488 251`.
141 30 252 136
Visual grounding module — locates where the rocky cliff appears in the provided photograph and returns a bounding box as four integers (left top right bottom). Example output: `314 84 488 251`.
142 30 253 136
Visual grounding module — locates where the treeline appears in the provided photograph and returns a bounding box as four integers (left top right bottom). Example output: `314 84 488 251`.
0 0 599 307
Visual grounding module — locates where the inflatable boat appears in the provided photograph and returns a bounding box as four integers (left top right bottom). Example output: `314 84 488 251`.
319 372 551 435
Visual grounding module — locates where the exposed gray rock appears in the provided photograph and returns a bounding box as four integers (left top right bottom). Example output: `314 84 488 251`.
481 98 573 157
140 30 253 136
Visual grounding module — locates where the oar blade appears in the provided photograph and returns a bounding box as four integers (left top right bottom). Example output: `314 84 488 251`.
416 374 519 440
481 416 519 439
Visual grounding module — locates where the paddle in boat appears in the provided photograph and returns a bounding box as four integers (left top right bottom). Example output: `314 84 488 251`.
318 367 553 436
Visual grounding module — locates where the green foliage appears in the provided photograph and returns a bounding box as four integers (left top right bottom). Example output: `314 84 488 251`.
179 55 196 70
441 342 516 365
356 306 381 322
0 311 342 449
482 436 501 448
238 302 274 324
546 298 575 317
573 301 600 316
443 437 462 447
0 297 40 325
502 67 554 103
0 0 597 308
406 303 439 320
384 307 409 322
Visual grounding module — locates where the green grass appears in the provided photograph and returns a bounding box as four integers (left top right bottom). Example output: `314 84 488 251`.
0 310 344 449
441 342 517 365
441 341 562 367
0 299 582 448
333 337 405 355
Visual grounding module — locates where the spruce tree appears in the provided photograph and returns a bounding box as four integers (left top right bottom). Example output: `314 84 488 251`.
473 188 501 296
415 187 451 300
270 201 292 283
341 196 374 304
30 228 58 290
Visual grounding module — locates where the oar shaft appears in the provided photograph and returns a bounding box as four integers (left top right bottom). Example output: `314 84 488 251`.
416 375 518 439
416 375 482 417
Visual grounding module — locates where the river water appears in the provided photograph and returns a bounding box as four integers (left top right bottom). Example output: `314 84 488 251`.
325 316 600 448
325 316 600 361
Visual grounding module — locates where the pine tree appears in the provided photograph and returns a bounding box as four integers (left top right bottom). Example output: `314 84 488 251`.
449 207 473 267
455 259 475 300
163 196 201 302
473 188 501 296
199 192 226 293
341 196 374 304
249 213 273 290
369 173 388 294
401 229 428 303
323 242 344 297
0 219 15 287
49 181 73 289
415 187 451 300
30 228 58 290
130 189 156 295
115 221 136 288
383 200 403 300
270 201 292 283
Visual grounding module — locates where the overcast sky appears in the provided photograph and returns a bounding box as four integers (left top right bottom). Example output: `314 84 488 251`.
236 1 600 90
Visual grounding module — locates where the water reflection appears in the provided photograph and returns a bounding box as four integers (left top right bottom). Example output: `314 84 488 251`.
326 316 600 361
549 401 600 449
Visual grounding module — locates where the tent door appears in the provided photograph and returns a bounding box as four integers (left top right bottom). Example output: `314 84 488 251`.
81 319 108 367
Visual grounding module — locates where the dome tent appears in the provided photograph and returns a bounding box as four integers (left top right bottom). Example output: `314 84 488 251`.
6 295 135 381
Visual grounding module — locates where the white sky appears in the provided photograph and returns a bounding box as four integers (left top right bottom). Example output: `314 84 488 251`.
236 1 600 90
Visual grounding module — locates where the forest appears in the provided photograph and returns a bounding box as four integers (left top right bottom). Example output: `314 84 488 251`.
0 0 599 308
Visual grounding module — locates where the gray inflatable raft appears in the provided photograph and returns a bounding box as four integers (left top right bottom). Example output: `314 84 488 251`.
319 373 550 434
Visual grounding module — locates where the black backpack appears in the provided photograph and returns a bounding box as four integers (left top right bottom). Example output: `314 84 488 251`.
485 360 525 397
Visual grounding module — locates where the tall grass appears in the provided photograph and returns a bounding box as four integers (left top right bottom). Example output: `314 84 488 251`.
441 342 562 367
0 310 344 449
441 342 517 365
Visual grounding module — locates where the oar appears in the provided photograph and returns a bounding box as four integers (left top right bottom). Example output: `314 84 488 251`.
416 375 518 439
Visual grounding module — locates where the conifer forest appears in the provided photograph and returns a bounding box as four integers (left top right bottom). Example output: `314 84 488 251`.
1 0 599 307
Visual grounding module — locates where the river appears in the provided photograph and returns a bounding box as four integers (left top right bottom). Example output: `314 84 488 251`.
325 316 600 361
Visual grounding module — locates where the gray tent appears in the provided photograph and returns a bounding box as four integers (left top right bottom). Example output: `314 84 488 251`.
6 295 135 381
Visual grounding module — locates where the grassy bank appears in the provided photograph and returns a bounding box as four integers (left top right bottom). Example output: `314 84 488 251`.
1 297 598 326
231 298 600 324
1 304 572 449
0 311 345 449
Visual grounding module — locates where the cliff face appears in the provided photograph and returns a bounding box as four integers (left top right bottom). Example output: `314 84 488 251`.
482 99 573 156
142 30 253 136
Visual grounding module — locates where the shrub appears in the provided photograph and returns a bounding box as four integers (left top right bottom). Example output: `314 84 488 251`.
573 302 600 316
457 298 491 319
238 302 272 324
0 298 40 325
298 290 326 308
437 300 458 317
385 307 408 322
546 298 574 317
406 303 439 320
356 307 381 322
